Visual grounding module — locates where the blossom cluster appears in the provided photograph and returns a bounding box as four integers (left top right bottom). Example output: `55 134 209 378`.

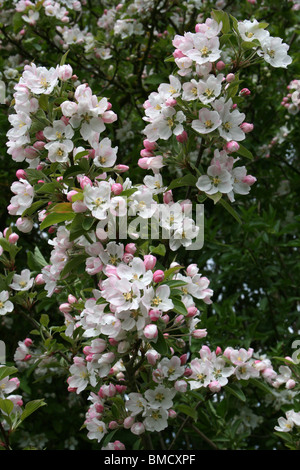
281 79 300 115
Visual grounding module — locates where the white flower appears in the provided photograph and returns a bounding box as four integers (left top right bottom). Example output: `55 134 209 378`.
83 182 111 220
215 98 245 142
46 140 74 163
237 20 269 44
191 108 222 135
258 36 292 68
126 392 148 416
0 291 14 316
9 269 34 291
196 165 233 195
43 120 74 142
86 418 107 442
143 407 169 432
145 385 176 409
93 137 118 168
186 36 221 65
142 285 174 313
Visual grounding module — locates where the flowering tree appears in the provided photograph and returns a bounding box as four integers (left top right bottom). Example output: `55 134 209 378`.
0 0 299 451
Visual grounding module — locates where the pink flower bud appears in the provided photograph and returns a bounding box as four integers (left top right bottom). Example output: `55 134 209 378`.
59 303 72 313
226 141 240 153
115 164 129 173
109 421 118 430
111 183 123 195
216 61 226 71
108 338 118 347
166 97 177 107
168 409 177 419
140 148 154 157
8 233 19 244
187 307 198 317
83 346 92 356
33 141 46 150
122 253 134 264
209 381 221 393
124 416 135 429
176 130 188 143
148 309 161 321
175 315 184 324
144 254 157 270
286 379 296 389
240 123 254 133
16 169 27 180
180 354 188 365
153 270 164 283
175 380 188 392
131 422 145 435
79 176 92 189
215 346 222 356
163 190 173 204
186 264 198 276
143 139 157 151
9 377 20 388
146 350 159 365
68 294 77 304
72 200 87 213
125 243 137 255
240 88 251 96
66 190 78 202
24 338 33 347
35 273 45 285
226 73 235 83
173 48 185 59
161 315 169 324
144 324 158 340
115 384 127 394
24 354 32 361
192 329 207 339
138 157 150 169
242 175 257 186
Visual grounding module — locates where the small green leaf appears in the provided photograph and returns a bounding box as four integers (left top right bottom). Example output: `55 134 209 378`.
40 314 49 327
0 366 18 382
218 198 242 225
60 254 88 279
172 298 188 316
153 329 168 355
167 174 197 191
20 399 46 422
176 404 197 420
236 144 254 160
0 398 14 416
150 243 166 257
40 211 75 230
225 384 246 402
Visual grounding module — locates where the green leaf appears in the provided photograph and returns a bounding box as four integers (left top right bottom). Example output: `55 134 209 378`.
40 314 49 327
219 198 242 225
164 280 187 288
163 265 184 280
236 144 254 160
150 243 166 257
0 398 14 416
20 399 46 422
60 254 88 279
172 298 188 316
250 378 276 396
167 173 197 191
211 9 230 34
60 50 70 66
101 429 118 448
40 211 75 230
176 404 197 420
0 366 18 382
225 384 246 402
153 329 168 355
